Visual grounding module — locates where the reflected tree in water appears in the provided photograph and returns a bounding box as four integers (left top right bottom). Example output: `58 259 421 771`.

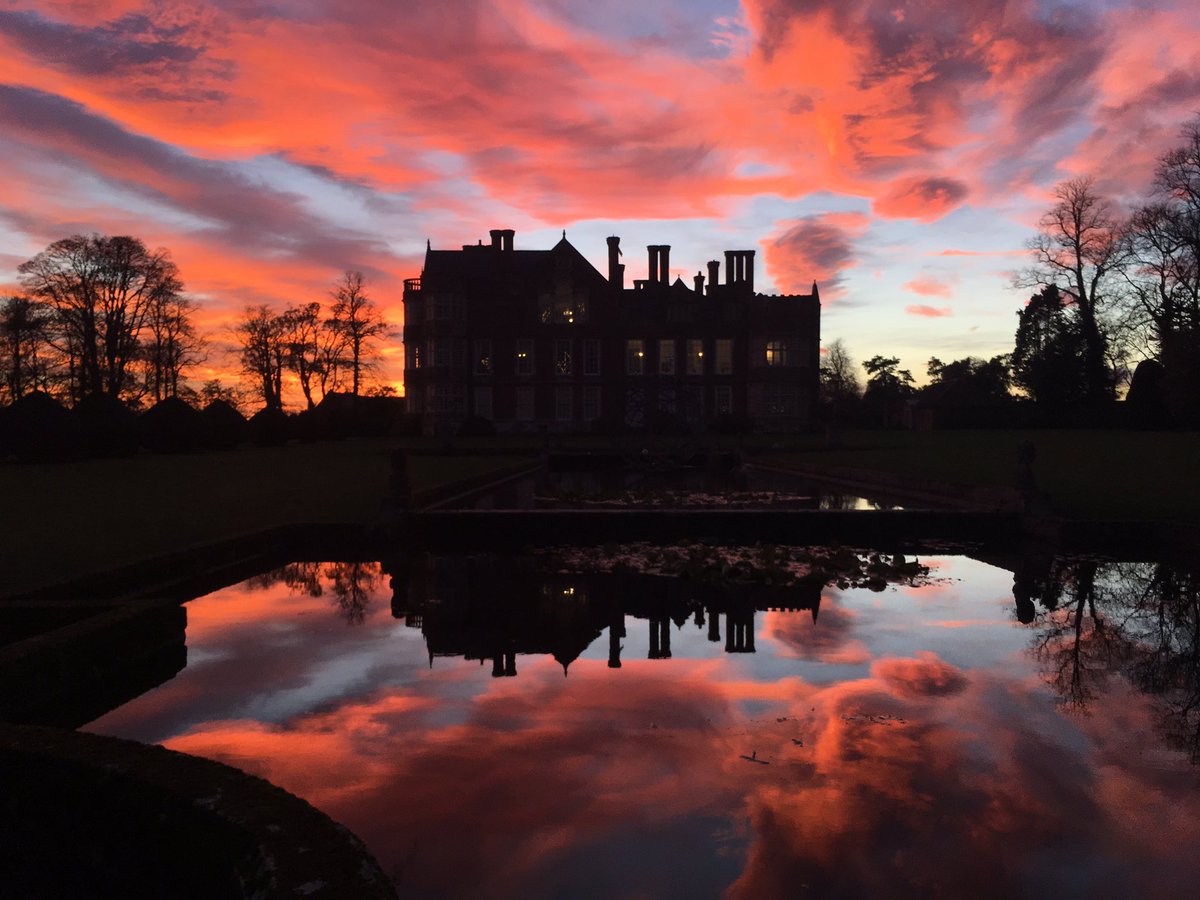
247 562 324 597
1025 559 1200 761
324 562 381 625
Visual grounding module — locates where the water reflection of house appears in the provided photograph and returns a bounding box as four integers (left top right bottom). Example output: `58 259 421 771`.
402 231 820 435
386 556 822 674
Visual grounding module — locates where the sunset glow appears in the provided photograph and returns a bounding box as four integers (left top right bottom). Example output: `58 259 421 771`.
3 1 1200 397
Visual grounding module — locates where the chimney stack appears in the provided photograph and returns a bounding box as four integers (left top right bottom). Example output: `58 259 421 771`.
693 272 705 294
490 229 503 249
707 260 720 293
725 251 736 285
659 245 670 284
607 236 624 289
744 249 755 292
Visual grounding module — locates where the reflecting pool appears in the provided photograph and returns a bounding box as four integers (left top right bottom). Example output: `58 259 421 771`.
86 553 1200 898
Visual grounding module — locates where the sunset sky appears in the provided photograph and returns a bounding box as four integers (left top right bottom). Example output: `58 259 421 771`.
3 0 1199 399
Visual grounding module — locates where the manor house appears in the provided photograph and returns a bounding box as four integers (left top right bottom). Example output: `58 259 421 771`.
402 230 820 434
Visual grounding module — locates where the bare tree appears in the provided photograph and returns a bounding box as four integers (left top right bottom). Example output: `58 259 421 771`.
278 302 324 410
1019 176 1126 404
142 293 204 403
0 295 53 403
328 271 389 396
18 234 183 401
819 338 860 426
235 305 286 411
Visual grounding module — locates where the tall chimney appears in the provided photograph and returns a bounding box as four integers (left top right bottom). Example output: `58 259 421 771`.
490 229 503 249
498 229 514 251
607 236 624 288
745 250 755 292
707 260 719 293
647 245 659 285
659 245 670 284
725 251 736 285
693 272 705 294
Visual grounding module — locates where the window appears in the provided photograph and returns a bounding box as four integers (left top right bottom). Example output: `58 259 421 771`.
625 339 644 375
583 339 600 376
554 339 572 376
428 338 451 368
539 290 588 325
474 339 492 375
657 387 676 414
714 385 733 415
425 294 463 321
582 386 601 421
516 339 534 375
410 345 421 370
555 386 573 421
426 384 465 414
716 340 732 375
658 339 676 375
750 383 799 417
765 340 790 367
474 386 493 419
515 386 535 421
687 339 704 375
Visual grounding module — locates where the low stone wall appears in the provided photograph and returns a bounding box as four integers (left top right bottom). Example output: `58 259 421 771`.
748 459 1027 512
0 724 396 898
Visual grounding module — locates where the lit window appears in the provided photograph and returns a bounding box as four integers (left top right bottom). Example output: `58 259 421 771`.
516 339 534 375
626 340 644 375
687 339 704 375
658 339 676 376
765 340 789 367
555 339 572 376
716 339 732 375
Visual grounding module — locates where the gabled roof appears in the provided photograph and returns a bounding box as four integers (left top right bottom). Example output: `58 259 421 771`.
422 238 608 291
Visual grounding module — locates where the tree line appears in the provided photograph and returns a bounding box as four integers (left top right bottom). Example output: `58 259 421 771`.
822 115 1200 429
1 235 391 412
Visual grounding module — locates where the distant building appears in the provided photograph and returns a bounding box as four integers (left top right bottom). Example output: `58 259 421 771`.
402 229 820 434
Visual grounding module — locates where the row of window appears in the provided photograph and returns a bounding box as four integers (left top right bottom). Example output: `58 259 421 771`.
414 338 753 376
424 384 738 421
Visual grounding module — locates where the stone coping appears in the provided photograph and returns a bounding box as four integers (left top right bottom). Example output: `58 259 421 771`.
0 723 396 898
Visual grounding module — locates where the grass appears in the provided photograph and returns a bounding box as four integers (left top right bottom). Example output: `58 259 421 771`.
0 440 529 598
768 429 1200 522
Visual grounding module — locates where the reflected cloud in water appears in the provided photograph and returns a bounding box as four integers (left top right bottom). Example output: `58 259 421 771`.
86 553 1200 897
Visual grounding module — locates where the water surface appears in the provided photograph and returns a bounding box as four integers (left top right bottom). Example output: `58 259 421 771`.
86 554 1200 898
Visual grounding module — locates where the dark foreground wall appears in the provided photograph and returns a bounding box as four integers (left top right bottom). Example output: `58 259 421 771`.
0 724 397 899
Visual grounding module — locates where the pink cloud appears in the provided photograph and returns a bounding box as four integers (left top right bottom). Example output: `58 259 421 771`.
903 277 955 298
762 212 870 297
905 304 954 317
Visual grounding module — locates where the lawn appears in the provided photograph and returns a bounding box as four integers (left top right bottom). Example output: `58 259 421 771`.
0 440 529 598
768 429 1200 522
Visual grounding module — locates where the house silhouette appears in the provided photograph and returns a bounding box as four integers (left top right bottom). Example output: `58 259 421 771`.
403 230 820 434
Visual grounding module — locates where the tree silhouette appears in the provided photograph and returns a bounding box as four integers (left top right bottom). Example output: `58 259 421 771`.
1012 285 1090 410
18 234 183 401
1019 177 1123 407
0 295 53 403
328 271 389 397
861 355 914 427
142 293 204 403
235 305 286 411
819 338 861 425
